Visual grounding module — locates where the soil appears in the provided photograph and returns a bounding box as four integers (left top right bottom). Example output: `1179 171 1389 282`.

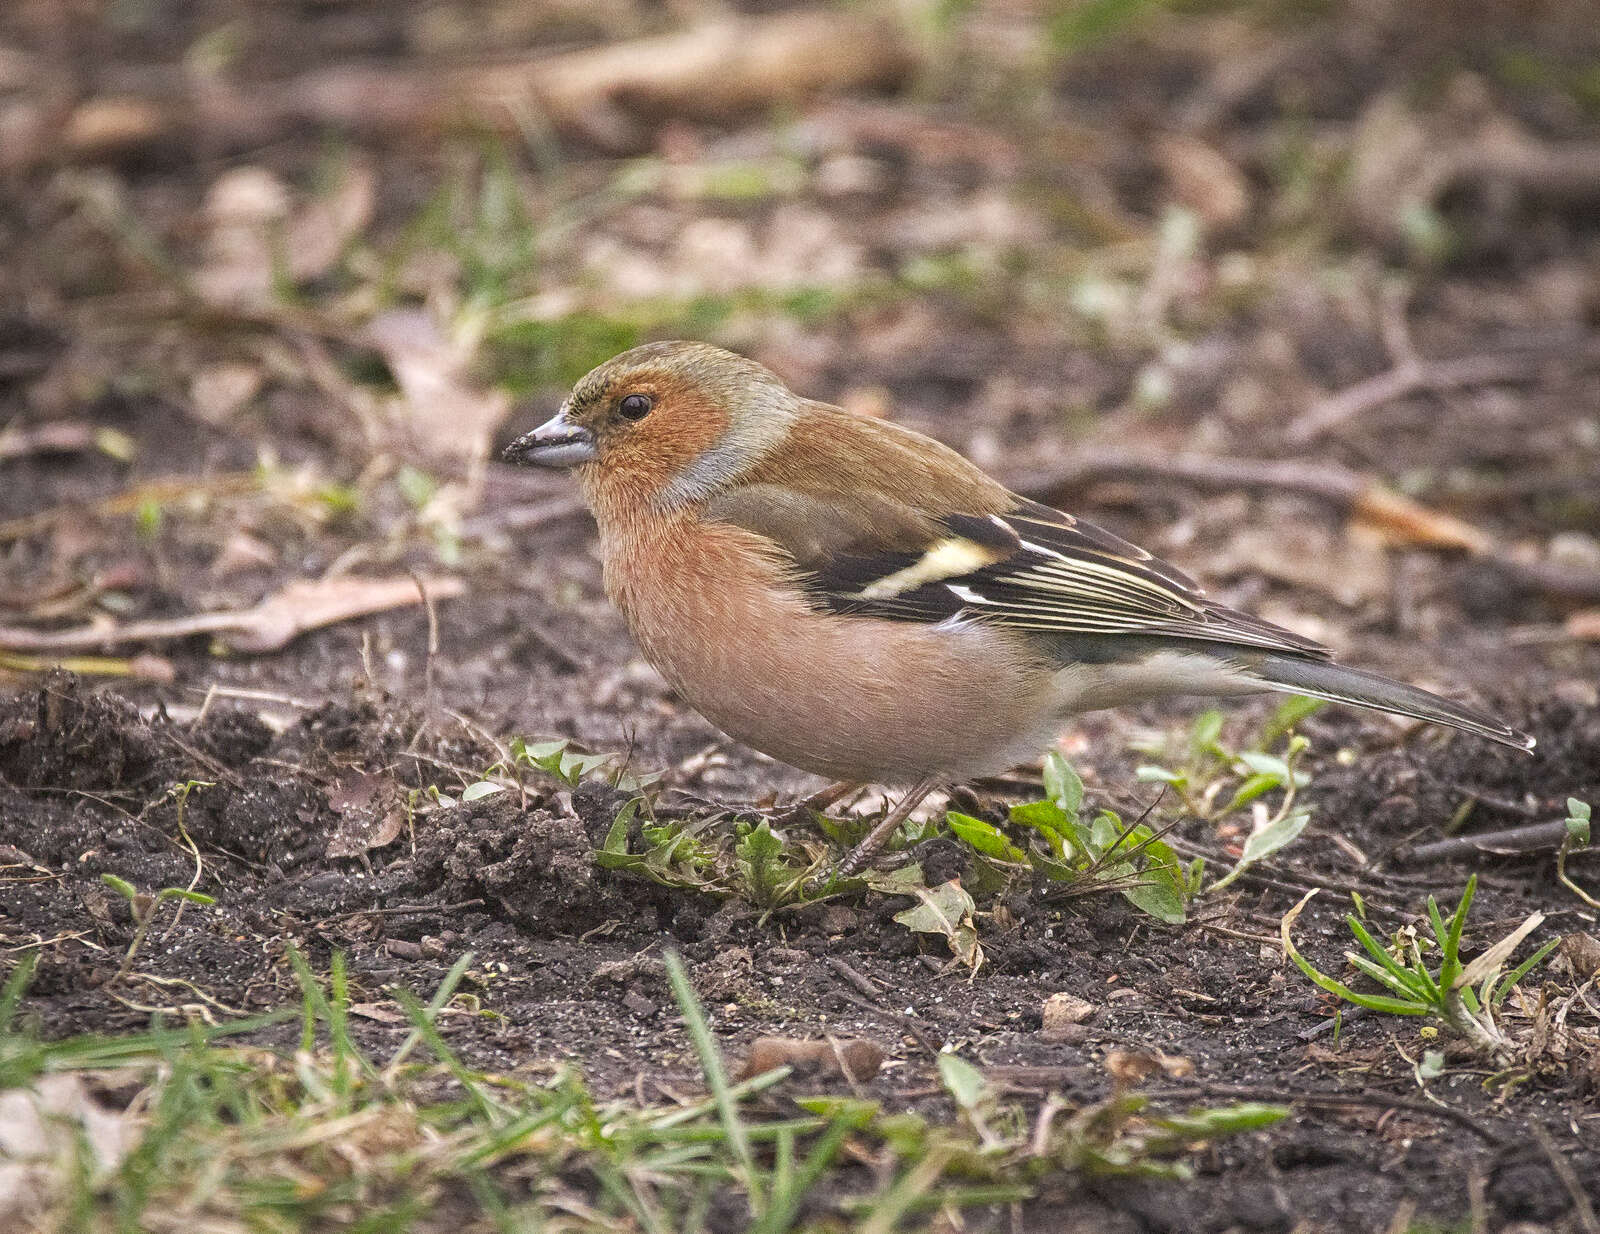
3 1 1600 1231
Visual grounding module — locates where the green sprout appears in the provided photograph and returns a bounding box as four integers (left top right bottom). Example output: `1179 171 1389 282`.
1557 798 1596 910
946 751 1200 924
99 873 217 986
1282 874 1557 1061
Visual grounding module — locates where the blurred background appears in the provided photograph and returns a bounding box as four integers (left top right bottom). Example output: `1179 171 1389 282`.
0 0 1597 733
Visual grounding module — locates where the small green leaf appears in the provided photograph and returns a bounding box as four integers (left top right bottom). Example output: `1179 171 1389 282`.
1043 751 1084 815
1239 806 1311 865
1235 751 1290 782
1152 1103 1289 1137
1258 694 1327 745
1135 765 1187 789
1222 773 1281 813
460 781 504 802
156 888 216 906
1119 869 1188 925
1566 798 1591 846
1417 1049 1446 1080
1189 709 1225 758
937 1052 989 1113
101 873 137 901
947 812 1027 863
893 879 983 971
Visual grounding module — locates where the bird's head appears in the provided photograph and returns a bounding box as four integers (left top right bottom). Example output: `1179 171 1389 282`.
502 341 800 511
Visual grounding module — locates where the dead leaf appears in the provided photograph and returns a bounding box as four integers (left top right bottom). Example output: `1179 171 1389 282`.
0 1074 138 1227
189 362 265 424
0 422 96 462
1040 992 1097 1040
192 163 373 309
60 95 166 159
1155 133 1249 232
1351 485 1495 555
1566 610 1600 641
347 1002 408 1025
211 530 280 577
737 1037 885 1083
1103 1047 1193 1086
1454 911 1547 990
285 162 376 284
192 166 291 309
0 574 463 655
326 771 406 858
362 309 510 463
892 878 984 974
1558 933 1600 981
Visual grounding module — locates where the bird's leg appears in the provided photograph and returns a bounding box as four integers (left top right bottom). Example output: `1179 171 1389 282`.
797 780 862 814
833 777 941 879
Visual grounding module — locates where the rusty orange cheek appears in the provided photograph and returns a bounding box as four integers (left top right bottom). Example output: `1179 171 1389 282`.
597 379 729 495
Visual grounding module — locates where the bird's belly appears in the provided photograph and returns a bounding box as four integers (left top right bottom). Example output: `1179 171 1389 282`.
605 528 1056 784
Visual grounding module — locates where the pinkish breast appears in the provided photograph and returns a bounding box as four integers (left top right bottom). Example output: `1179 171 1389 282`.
598 515 1059 784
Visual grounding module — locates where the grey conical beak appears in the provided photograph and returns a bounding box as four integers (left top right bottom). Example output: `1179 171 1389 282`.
501 412 597 469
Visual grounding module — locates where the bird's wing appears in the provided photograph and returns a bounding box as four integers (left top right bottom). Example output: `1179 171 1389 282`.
707 486 1332 659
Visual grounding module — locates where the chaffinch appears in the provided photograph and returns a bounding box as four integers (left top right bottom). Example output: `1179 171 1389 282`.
505 341 1531 872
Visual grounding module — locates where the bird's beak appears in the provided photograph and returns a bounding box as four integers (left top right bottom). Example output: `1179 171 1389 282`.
501 411 598 469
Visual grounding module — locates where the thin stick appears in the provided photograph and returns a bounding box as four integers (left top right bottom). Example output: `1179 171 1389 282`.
1395 820 1579 865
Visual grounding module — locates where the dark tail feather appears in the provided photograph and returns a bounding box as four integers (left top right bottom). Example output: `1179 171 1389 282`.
1247 655 1534 752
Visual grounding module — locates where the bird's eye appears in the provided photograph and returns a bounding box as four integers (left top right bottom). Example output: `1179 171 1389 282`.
618 393 653 421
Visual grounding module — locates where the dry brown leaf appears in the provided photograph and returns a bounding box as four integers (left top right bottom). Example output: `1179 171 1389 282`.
192 166 292 309
347 1003 408 1025
0 1074 138 1227
1040 992 1097 1040
1558 933 1600 981
192 163 373 308
211 531 280 578
1351 485 1495 555
0 422 96 462
285 161 376 284
1103 1047 1193 1085
0 574 463 655
326 771 406 858
362 309 510 463
189 362 266 424
1566 610 1600 641
1155 133 1249 232
736 1037 885 1083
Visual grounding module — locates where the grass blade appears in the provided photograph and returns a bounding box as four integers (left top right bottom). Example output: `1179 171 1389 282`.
664 949 764 1218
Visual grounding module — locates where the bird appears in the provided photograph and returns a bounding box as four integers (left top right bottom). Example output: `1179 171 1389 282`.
503 340 1533 875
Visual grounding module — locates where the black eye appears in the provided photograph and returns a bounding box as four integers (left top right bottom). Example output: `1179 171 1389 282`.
618 393 653 421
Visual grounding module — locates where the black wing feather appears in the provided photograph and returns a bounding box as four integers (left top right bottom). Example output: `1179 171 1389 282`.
805 500 1331 660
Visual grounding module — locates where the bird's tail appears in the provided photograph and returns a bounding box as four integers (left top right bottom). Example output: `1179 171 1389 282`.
1245 654 1534 752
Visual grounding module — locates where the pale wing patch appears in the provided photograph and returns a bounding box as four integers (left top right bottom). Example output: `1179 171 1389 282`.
858 537 1010 600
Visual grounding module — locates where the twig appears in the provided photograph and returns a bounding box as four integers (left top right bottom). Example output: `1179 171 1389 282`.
1394 820 1579 865
321 899 486 923
22 10 920 165
1285 338 1600 446
826 956 883 1000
